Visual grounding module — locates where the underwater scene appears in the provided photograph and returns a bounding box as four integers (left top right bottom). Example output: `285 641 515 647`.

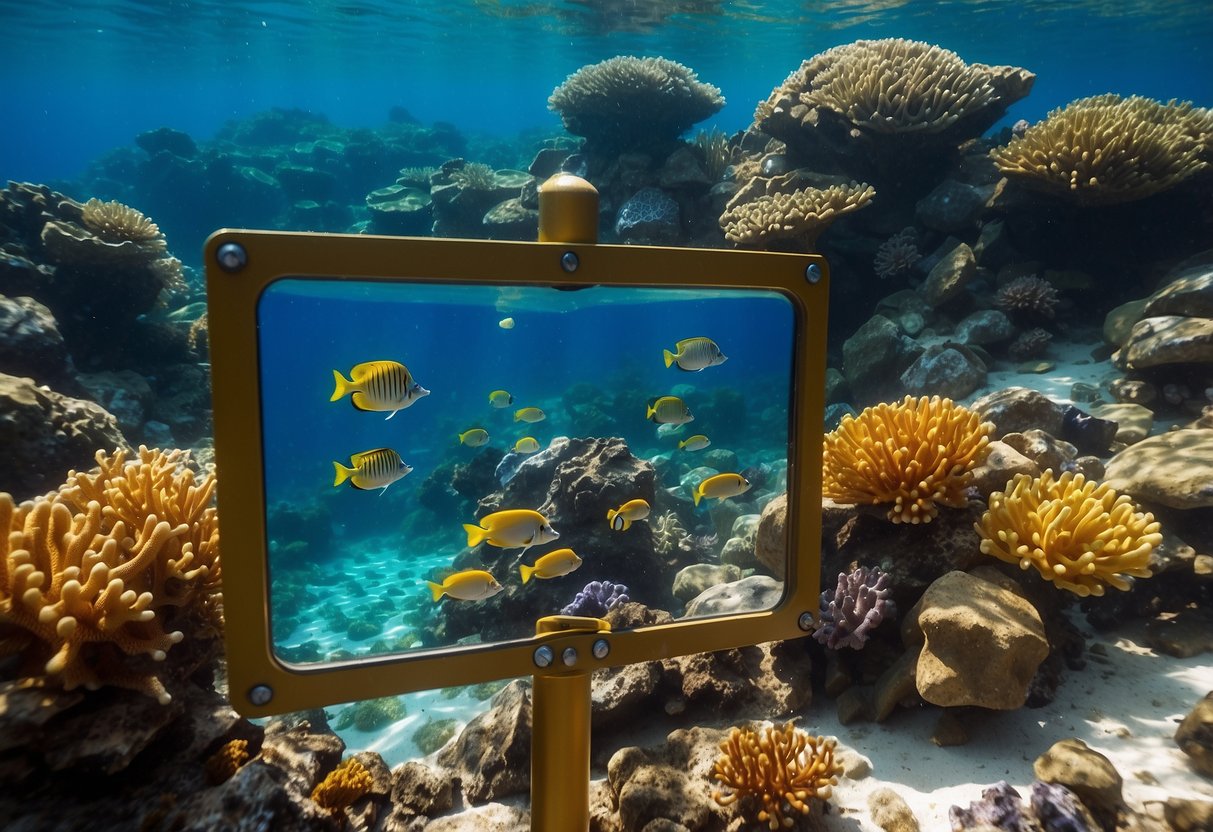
2 0 1213 830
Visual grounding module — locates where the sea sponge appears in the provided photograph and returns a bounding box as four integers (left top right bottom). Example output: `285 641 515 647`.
712 721 841 830
823 395 994 524
204 738 250 785
719 182 875 251
997 276 1059 319
975 470 1161 597
311 757 373 813
0 446 220 703
548 55 724 151
990 94 1213 204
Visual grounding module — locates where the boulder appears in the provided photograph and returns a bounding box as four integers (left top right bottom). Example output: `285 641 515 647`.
969 440 1039 497
899 344 986 400
920 241 976 307
683 575 782 617
842 314 922 402
1103 298 1149 347
1143 252 1213 318
0 295 72 383
1033 738 1123 828
954 309 1016 346
672 563 742 602
1118 316 1213 369
437 680 532 804
754 492 787 579
606 727 729 831
915 180 996 233
1087 402 1154 444
1103 429 1213 509
1175 691 1213 777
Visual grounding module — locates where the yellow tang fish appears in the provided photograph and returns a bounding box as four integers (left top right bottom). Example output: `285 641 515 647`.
693 473 751 506
489 389 514 408
607 499 651 531
520 548 582 584
427 569 503 602
514 436 541 454
332 448 413 493
663 337 727 372
678 434 711 451
514 407 545 423
646 395 694 425
463 509 559 553
499 317 515 330
331 360 430 420
459 428 489 447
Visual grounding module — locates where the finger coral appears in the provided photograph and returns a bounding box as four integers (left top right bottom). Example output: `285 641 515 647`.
719 182 875 251
823 395 994 524
975 470 1161 597
311 757 374 813
0 446 220 703
712 721 841 830
814 566 894 650
990 94 1213 204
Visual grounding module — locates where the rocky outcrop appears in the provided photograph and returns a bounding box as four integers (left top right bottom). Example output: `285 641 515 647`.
1103 429 1213 509
436 680 532 805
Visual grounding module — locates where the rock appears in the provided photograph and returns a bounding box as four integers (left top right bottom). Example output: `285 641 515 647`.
1030 781 1101 832
719 535 756 569
1166 797 1213 832
259 716 345 786
969 440 1039 497
1119 316 1213 369
1103 429 1213 509
366 184 432 235
614 187 680 243
972 386 1069 438
916 180 995 233
702 447 739 473
1146 607 1213 657
169 759 335 832
437 680 532 804
930 710 969 747
592 661 663 731
842 314 923 402
1103 298 1149 347
899 344 987 400
528 147 570 179
75 370 153 434
1143 253 1213 318
948 781 1031 832
682 575 782 617
1108 378 1157 405
390 761 454 816
664 641 811 717
1174 691 1213 777
135 126 198 158
954 309 1016 346
755 492 787 579
1033 738 1123 827
1001 429 1077 473
1058 406 1120 456
658 147 712 190
1087 402 1154 444
482 197 538 240
0 295 72 383
606 727 727 831
873 647 920 721
920 241 976 307
868 787 921 832
672 563 742 602
909 571 1048 710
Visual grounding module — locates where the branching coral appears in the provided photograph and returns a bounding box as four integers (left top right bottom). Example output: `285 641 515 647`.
719 182 875 251
975 470 1160 597
814 566 894 650
990 94 1213 204
712 721 841 830
449 162 498 191
311 757 373 813
823 395 994 524
0 446 220 703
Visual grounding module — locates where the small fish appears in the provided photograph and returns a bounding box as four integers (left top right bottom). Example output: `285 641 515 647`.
692 473 751 506
663 337 727 372
678 434 711 451
520 548 582 584
331 360 430 419
514 436 541 454
607 499 651 531
656 422 687 438
499 317 515 330
514 407 546 423
646 396 694 425
458 428 489 447
463 509 559 552
332 448 413 493
489 389 514 408
427 569 503 602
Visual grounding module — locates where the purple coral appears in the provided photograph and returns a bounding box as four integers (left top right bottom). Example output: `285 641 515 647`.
1030 782 1095 832
949 781 1034 832
561 581 629 617
813 566 894 650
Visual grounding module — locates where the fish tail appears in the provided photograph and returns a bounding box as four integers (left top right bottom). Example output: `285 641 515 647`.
693 488 703 507
677 439 687 449
427 581 445 602
520 564 535 584
606 508 617 525
663 349 675 368
330 369 353 402
332 461 353 487
463 523 489 547
646 403 656 420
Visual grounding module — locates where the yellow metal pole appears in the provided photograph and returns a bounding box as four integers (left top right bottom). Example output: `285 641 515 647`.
538 173 599 243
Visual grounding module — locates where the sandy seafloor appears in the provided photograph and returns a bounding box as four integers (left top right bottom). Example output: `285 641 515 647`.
279 337 1213 826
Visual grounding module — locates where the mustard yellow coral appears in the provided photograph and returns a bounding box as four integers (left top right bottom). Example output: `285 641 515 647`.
823 395 993 524
975 470 1160 597
311 757 373 813
204 738 250 785
712 721 841 830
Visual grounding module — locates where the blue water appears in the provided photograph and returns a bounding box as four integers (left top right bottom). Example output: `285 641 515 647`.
3 0 1211 184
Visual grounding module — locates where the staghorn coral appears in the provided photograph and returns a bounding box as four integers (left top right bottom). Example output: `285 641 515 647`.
823 395 994 524
873 227 921 279
0 446 220 703
311 757 373 813
990 94 1213 204
719 182 875 251
814 566 894 650
548 55 724 151
396 165 438 188
449 162 498 191
712 721 841 830
204 738 250 785
975 470 1160 597
997 275 1059 319
80 198 166 246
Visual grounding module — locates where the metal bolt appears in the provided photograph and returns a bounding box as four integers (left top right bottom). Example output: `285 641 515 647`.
560 251 579 273
805 263 821 284
533 645 554 668
217 242 248 273
248 684 273 706
561 647 578 667
592 638 610 660
798 612 815 632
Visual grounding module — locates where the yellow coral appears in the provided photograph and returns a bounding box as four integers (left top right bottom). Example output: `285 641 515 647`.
712 721 841 830
204 738 250 785
719 183 875 250
975 470 1160 597
80 198 166 246
0 447 220 703
311 757 373 813
823 395 993 524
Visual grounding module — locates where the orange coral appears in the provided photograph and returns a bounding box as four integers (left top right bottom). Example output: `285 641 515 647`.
204 738 250 785
976 470 1160 597
822 395 993 523
311 757 373 813
712 721 841 830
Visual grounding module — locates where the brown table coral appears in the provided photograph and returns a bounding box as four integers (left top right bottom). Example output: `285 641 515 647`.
719 182 875 251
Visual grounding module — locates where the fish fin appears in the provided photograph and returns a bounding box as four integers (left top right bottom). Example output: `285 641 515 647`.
621 517 632 531
520 564 534 584
663 349 675 368
463 523 489 547
427 581 445 602
677 439 686 449
693 488 703 507
332 461 352 487
331 370 353 402
385 409 397 420
606 508 617 525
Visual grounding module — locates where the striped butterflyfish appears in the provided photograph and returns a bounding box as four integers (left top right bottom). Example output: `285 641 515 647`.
331 360 430 419
332 447 413 493
662 337 727 372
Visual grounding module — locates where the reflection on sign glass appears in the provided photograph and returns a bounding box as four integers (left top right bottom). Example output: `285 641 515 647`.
258 279 795 665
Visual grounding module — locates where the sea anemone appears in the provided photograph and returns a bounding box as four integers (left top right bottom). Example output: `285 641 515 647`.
873 228 921 279
997 276 1059 319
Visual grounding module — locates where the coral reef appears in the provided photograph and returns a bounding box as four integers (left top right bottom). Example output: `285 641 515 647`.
997 275 1059 320
311 757 373 813
822 395 994 523
80 198 167 246
204 738 251 785
719 182 875 251
976 470 1161 596
562 580 629 617
333 696 406 731
991 94 1213 204
873 227 921 279
814 566 894 650
711 721 841 829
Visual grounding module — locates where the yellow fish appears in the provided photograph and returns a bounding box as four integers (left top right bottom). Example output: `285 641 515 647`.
489 389 514 408
646 396 694 425
514 407 545 423
607 499 651 531
663 337 727 372
332 448 412 493
499 317 515 330
331 360 430 419
458 428 489 447
693 473 751 506
520 548 582 584
678 434 711 451
463 509 559 552
514 436 541 454
427 569 503 602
